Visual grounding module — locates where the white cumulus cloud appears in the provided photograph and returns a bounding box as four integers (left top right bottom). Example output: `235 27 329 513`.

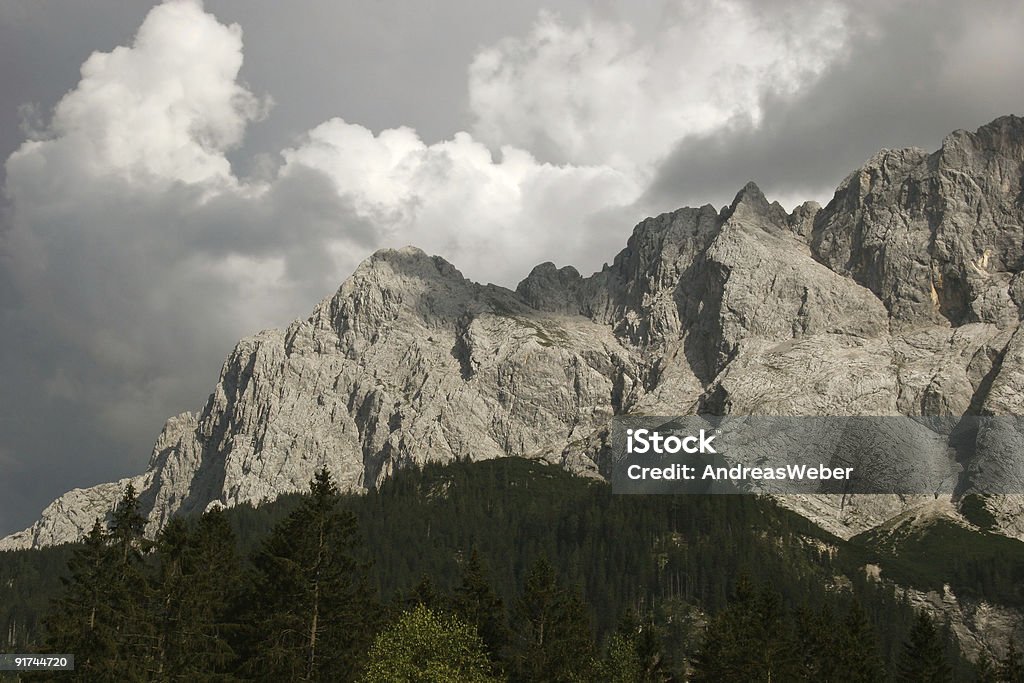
8 0 266 195
280 120 641 280
468 0 851 171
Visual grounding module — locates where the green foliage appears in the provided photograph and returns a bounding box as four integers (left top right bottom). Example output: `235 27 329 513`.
596 611 669 682
507 556 596 682
453 549 509 662
897 611 953 682
1001 638 1024 683
854 517 1024 608
2 457 987 680
42 520 121 681
832 599 885 681
39 485 154 681
144 507 242 679
242 467 375 682
960 494 998 532
691 576 800 682
361 605 499 682
0 543 74 650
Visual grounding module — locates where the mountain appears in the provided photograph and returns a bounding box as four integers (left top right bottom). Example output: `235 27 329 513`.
4 115 1024 551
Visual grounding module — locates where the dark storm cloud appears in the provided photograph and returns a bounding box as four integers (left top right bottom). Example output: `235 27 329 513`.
643 0 1024 212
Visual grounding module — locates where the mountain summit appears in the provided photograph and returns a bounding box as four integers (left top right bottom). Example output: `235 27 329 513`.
5 116 1024 550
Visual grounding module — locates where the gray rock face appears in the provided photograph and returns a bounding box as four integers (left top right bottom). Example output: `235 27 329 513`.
5 115 1024 551
812 117 1024 329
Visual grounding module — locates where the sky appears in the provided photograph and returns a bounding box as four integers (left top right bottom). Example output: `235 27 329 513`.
1 0 1023 536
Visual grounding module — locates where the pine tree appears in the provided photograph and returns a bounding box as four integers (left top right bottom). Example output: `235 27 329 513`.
897 611 952 682
975 651 997 683
507 556 596 682
408 574 445 612
146 508 241 679
691 576 800 682
792 604 832 680
104 483 153 678
453 549 508 662
1000 638 1024 683
244 467 375 681
43 486 153 681
44 520 118 682
830 599 884 682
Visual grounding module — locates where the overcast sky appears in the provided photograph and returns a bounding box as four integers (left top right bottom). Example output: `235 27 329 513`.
1 0 1023 536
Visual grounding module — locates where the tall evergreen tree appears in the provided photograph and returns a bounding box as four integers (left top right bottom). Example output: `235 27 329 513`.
830 599 884 682
897 611 952 682
146 508 241 680
243 467 375 681
507 556 596 682
44 486 152 681
1000 638 1024 683
408 574 445 613
691 576 800 682
453 549 508 662
43 520 118 682
791 604 832 680
104 483 153 678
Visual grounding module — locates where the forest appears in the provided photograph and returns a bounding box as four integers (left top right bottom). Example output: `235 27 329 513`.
2 457 1023 681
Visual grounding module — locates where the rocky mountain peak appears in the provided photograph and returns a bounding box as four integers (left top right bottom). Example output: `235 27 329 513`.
942 114 1024 161
811 116 1024 330
515 262 584 315
723 180 790 227
6 116 1024 551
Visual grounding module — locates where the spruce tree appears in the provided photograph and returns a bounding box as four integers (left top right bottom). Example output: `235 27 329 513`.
104 483 152 678
897 611 952 682
43 520 118 682
453 549 508 662
408 574 445 612
146 508 241 679
243 467 375 681
831 600 884 682
44 485 152 681
1000 638 1024 683
691 576 800 682
507 556 596 682
792 604 832 680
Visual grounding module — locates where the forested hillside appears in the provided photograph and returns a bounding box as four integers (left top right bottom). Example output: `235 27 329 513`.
2 458 1017 680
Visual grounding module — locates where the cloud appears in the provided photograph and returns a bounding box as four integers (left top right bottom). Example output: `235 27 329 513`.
7 0 266 192
280 120 641 280
643 0 1024 211
467 0 851 171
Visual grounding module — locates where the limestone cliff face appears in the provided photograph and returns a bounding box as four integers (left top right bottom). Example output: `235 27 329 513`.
2 249 641 549
5 115 1024 550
